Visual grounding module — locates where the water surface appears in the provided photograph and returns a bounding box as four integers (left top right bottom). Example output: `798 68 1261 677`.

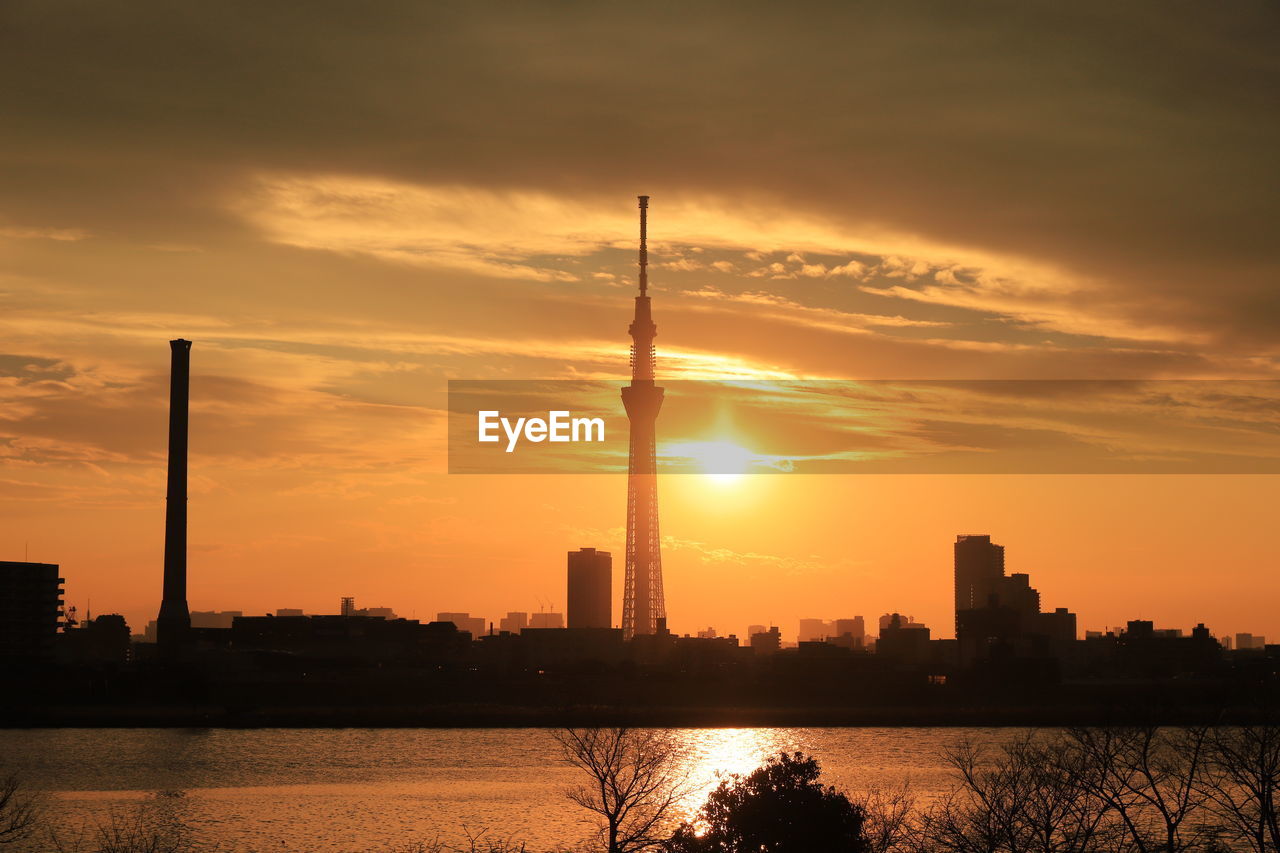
1 727 1016 851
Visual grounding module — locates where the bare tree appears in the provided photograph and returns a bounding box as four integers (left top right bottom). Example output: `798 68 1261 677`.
916 735 1115 853
0 770 39 846
389 833 528 853
853 783 918 853
46 794 204 853
901 725 1280 853
1062 726 1213 853
1198 724 1280 853
554 727 689 853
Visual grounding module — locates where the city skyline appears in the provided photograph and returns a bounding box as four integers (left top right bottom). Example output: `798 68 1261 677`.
1 2 1277 646
7 313 1278 642
35 517 1276 648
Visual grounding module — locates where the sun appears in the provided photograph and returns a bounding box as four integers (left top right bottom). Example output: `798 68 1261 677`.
681 440 754 484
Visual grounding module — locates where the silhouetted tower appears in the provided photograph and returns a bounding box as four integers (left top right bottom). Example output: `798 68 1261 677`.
157 339 192 657
621 196 666 640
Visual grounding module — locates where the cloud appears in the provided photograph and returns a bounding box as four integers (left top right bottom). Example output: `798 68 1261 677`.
0 226 89 241
3 1 1274 356
662 535 837 577
681 286 952 337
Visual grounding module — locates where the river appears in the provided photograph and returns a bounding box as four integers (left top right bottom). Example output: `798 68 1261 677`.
1 727 1022 851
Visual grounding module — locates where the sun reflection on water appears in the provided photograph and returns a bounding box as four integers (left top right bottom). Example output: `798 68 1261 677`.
668 728 800 826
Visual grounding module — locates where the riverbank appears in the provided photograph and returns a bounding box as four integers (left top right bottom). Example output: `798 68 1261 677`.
2 700 1270 728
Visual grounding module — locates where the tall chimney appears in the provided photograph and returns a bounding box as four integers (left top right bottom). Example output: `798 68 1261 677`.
157 339 192 656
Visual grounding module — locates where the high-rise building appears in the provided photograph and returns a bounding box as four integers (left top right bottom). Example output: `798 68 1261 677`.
954 534 1078 665
621 196 666 640
567 547 612 629
954 534 1005 632
0 561 63 662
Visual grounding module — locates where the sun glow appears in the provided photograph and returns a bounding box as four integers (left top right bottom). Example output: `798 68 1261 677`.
665 440 754 484
668 728 798 826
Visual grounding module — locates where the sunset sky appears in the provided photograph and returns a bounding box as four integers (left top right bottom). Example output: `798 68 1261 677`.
2 2 1277 641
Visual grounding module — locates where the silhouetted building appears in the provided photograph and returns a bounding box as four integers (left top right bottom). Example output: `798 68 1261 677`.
878 613 926 632
1236 632 1267 651
157 339 193 657
232 614 466 660
953 534 1077 669
519 627 625 666
877 614 932 665
340 597 355 617
60 613 130 664
0 561 63 662
957 603 1022 663
629 616 677 663
833 617 866 647
954 534 1004 634
1036 607 1077 650
750 626 781 655
529 612 565 629
437 612 486 637
798 618 831 642
674 633 743 667
1079 619 1222 678
276 608 305 617
622 196 667 640
191 610 242 630
798 612 870 645
499 611 528 634
995 573 1040 626
567 547 612 629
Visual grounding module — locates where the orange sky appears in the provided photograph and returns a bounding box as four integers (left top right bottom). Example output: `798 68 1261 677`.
1 2 1277 641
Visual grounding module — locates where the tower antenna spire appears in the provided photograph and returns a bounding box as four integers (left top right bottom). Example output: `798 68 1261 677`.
638 195 649 295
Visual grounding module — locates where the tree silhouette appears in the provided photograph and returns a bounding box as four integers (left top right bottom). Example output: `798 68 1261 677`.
0 771 39 846
665 752 867 853
555 727 690 853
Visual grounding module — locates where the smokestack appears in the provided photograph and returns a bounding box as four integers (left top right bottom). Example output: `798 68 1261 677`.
157 338 192 656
